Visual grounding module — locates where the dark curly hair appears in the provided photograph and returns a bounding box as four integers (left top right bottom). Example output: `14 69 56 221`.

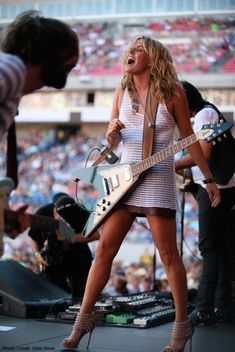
180 81 206 113
1 10 79 88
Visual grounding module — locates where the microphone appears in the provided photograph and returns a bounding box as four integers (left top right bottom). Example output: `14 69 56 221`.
100 144 119 164
91 144 119 166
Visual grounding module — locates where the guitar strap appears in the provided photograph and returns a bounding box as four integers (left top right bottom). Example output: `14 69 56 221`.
142 92 158 159
6 121 18 189
0 208 3 256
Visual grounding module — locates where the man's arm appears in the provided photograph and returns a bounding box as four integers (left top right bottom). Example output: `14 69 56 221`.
75 230 100 244
31 238 48 268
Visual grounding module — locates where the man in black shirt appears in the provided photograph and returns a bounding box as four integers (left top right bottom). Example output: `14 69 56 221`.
28 193 99 301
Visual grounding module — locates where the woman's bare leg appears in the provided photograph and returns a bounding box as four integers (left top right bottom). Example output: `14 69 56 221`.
148 215 188 321
80 208 136 314
147 215 191 350
62 208 136 348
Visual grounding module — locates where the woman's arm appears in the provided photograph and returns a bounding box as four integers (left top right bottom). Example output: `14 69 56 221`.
106 86 125 146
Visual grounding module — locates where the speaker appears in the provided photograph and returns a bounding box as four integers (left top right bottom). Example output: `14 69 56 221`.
229 207 235 303
0 259 70 318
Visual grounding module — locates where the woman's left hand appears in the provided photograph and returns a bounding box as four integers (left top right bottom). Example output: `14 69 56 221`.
206 183 221 207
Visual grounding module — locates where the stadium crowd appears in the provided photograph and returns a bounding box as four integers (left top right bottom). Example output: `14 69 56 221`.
72 16 235 76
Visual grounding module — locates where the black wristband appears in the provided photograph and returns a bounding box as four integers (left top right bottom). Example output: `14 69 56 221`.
202 178 216 184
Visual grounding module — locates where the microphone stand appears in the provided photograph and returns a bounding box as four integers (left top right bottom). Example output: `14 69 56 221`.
178 170 192 258
135 219 158 291
152 246 158 291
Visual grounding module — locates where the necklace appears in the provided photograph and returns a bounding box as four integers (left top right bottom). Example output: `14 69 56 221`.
132 89 155 128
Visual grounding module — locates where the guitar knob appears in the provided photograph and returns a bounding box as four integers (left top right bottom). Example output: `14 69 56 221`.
107 201 111 206
102 207 106 211
101 199 106 204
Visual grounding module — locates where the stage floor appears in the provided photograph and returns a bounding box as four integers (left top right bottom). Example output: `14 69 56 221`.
0 314 234 352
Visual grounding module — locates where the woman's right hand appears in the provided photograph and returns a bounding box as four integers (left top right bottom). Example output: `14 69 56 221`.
206 182 221 208
107 118 125 135
106 118 125 144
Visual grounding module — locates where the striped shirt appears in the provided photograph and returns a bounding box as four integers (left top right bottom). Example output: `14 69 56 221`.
0 52 26 140
119 89 178 210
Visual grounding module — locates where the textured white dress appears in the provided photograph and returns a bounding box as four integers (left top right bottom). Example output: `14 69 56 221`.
119 89 178 214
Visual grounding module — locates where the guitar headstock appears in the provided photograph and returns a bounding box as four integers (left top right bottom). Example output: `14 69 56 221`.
0 177 15 209
197 121 233 143
58 217 77 242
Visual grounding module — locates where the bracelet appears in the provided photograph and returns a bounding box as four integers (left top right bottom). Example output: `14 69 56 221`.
107 131 118 138
202 178 216 184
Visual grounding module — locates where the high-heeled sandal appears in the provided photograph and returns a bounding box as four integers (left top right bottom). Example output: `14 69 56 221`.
162 319 194 352
61 313 95 349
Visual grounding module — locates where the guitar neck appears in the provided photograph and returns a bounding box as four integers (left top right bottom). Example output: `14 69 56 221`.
131 132 198 177
4 209 59 232
28 214 59 230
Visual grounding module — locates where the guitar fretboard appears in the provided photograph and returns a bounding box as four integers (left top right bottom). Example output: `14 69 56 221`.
131 133 198 177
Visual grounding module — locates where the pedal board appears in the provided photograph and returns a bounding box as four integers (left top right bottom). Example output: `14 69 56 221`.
57 291 181 328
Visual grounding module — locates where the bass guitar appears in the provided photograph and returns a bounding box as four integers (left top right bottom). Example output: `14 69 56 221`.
0 177 77 256
72 122 232 238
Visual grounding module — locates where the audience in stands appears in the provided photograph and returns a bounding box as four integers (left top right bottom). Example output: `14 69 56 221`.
69 17 235 76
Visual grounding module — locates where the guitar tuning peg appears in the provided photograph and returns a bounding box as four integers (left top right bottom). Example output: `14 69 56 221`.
212 141 216 145
219 119 224 123
223 134 227 138
217 137 222 142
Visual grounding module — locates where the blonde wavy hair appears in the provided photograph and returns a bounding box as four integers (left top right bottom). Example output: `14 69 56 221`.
121 36 179 102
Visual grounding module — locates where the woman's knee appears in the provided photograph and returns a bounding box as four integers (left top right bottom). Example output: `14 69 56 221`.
95 241 116 262
159 250 173 266
157 244 178 267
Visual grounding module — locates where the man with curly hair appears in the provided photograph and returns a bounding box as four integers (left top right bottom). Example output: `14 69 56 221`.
0 10 78 239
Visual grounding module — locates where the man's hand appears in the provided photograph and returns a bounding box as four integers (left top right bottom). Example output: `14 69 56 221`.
34 251 48 268
75 230 100 243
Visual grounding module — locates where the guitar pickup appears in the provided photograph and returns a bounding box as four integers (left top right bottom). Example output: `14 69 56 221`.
124 167 132 181
102 178 110 195
110 174 119 188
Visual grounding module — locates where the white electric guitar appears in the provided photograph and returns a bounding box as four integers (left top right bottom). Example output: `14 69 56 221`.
74 122 231 238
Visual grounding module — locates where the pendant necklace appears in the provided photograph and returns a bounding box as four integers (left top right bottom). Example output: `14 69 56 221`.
132 89 155 128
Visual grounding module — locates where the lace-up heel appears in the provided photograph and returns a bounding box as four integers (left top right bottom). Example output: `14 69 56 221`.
162 319 194 352
61 313 95 349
